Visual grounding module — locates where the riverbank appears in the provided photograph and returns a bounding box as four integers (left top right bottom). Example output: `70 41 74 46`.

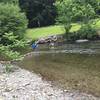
0 63 99 100
26 18 100 40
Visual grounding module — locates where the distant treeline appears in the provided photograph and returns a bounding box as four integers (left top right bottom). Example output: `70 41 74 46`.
19 0 57 28
0 0 100 28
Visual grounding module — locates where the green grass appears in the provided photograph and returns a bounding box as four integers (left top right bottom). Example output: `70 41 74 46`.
26 25 65 40
26 24 81 40
92 18 100 29
26 19 100 40
70 23 81 32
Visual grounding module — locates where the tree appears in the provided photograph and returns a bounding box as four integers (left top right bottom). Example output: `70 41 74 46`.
19 0 57 28
0 3 28 45
73 0 100 15
0 0 18 4
56 0 99 40
56 0 73 34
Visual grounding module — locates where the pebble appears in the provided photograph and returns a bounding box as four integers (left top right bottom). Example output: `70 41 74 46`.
0 64 99 100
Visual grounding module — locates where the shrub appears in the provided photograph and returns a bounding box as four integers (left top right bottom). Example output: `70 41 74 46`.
0 3 28 45
56 0 99 40
0 45 21 60
0 31 30 60
65 24 98 41
0 0 18 4
78 24 98 39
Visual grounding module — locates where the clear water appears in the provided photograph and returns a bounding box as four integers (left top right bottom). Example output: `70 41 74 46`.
18 40 100 96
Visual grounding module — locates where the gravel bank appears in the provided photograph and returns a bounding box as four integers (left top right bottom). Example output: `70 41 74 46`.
0 63 99 100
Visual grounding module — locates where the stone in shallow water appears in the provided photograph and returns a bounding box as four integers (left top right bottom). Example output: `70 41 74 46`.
76 39 89 43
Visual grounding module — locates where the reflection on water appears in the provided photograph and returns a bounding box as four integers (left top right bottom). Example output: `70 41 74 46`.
18 41 100 96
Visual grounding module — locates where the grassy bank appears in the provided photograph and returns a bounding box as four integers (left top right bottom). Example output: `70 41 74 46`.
26 25 65 40
26 19 100 40
26 24 81 40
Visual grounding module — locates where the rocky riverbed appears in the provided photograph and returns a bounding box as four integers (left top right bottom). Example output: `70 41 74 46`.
0 63 100 100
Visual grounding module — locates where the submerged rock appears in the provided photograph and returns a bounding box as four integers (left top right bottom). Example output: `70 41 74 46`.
76 39 89 43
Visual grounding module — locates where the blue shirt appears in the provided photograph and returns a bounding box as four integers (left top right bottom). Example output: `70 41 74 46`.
32 43 37 49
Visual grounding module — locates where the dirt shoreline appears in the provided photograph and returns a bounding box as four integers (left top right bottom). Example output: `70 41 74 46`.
0 63 100 100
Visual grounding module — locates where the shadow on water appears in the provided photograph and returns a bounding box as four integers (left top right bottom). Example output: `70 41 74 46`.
18 40 100 96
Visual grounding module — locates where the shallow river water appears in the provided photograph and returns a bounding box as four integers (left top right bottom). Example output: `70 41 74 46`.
18 40 100 97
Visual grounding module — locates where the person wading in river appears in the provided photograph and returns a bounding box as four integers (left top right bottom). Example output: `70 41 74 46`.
32 41 39 50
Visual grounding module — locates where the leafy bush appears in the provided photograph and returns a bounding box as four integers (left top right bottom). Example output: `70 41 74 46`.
0 45 21 60
78 24 98 39
0 31 30 60
0 3 28 60
0 0 18 4
65 24 98 41
2 32 29 47
56 0 99 40
64 32 78 41
0 3 28 45
19 0 57 27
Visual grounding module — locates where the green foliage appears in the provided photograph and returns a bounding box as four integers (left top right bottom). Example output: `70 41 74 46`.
66 25 97 41
0 0 18 4
56 0 97 25
56 0 73 36
0 1 29 60
73 0 100 16
0 45 21 60
2 32 29 47
0 32 29 60
0 3 28 45
2 32 18 45
19 0 57 27
5 64 14 73
78 24 97 39
56 0 99 40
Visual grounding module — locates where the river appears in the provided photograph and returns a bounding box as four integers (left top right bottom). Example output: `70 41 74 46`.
18 40 100 97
